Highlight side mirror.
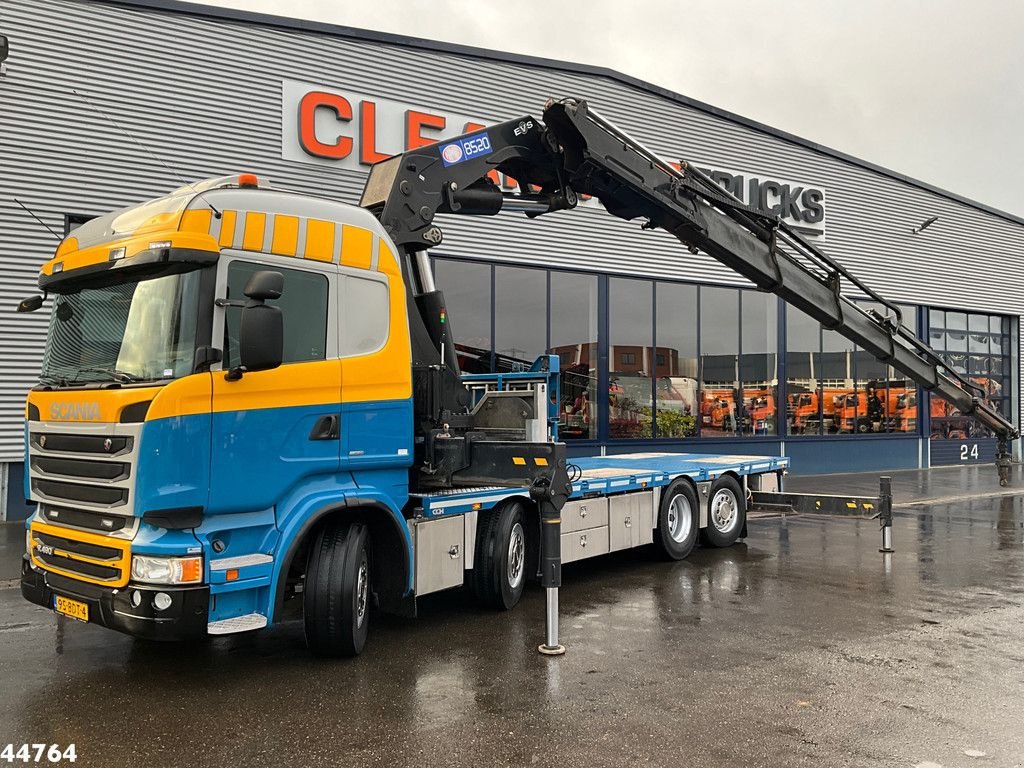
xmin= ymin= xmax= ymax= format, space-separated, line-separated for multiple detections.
xmin=225 ymin=271 xmax=284 ymax=381
xmin=237 ymin=304 xmax=283 ymax=375
xmin=243 ymin=270 xmax=283 ymax=301
xmin=17 ymin=294 xmax=44 ymax=313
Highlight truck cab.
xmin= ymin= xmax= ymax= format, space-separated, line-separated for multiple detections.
xmin=21 ymin=175 xmax=416 ymax=648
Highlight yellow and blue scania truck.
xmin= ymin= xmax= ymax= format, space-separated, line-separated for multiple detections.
xmin=18 ymin=98 xmax=1016 ymax=656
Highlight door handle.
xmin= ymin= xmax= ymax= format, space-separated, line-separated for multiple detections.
xmin=309 ymin=414 xmax=340 ymax=440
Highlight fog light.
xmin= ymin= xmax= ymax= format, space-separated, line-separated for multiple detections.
xmin=152 ymin=592 xmax=172 ymax=611
xmin=129 ymin=590 xmax=142 ymax=608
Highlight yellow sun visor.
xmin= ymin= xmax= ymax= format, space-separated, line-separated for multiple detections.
xmin=38 ymin=175 xmax=267 ymax=292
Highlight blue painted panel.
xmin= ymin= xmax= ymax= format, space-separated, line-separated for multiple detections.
xmin=210 ymin=585 xmax=269 ymax=622
xmin=340 ymin=398 xmax=414 ymax=472
xmin=131 ymin=521 xmax=201 ymax=556
xmin=194 ymin=508 xmax=280 ymax=570
xmin=136 ymin=412 xmax=212 ymax=515
xmin=565 ymin=437 xmax=919 ymax=476
xmin=207 ymin=402 xmax=341 ymax=515
xmin=930 ymin=438 xmax=997 ymax=466
xmin=783 ymin=436 xmax=919 ymax=475
xmin=417 ymin=452 xmax=790 ymax=518
xmin=7 ymin=459 xmax=33 ymax=522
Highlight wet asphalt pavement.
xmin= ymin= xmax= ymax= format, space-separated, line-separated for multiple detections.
xmin=1 ymin=467 xmax=1023 ymax=767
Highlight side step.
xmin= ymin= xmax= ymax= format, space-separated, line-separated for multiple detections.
xmin=207 ymin=613 xmax=268 ymax=635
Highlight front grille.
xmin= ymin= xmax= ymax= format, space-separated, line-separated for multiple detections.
xmin=35 ymin=550 xmax=122 ymax=582
xmin=35 ymin=530 xmax=123 ymax=562
xmin=32 ymin=479 xmax=127 ymax=506
xmin=42 ymin=505 xmax=129 ymax=533
xmin=30 ymin=433 xmax=132 ymax=455
xmin=32 ymin=456 xmax=129 ymax=481
xmin=28 ymin=425 xmax=137 ymax=512
xmin=29 ymin=521 xmax=130 ymax=587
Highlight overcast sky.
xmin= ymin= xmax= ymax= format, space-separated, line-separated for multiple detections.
xmin=192 ymin=0 xmax=1024 ymax=217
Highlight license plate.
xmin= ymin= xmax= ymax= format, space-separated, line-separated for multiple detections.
xmin=54 ymin=595 xmax=89 ymax=622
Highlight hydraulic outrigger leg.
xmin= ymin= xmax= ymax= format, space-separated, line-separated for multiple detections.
xmin=997 ymin=439 xmax=1013 ymax=488
xmin=531 ymin=473 xmax=569 ymax=656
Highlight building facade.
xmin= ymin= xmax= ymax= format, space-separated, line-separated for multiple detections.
xmin=1 ymin=0 xmax=1021 ymax=519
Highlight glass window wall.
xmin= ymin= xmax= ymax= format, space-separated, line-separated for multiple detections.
xmin=430 ymin=258 xmax=974 ymax=445
xmin=740 ymin=291 xmax=778 ymax=435
xmin=785 ymin=306 xmax=821 ymax=435
xmin=550 ymin=271 xmax=598 ymax=440
xmin=434 ymin=259 xmax=492 ymax=373
xmin=609 ymin=278 xmax=653 ymax=438
xmin=927 ymin=309 xmax=1012 ymax=438
xmin=495 ymin=265 xmax=546 ymax=370
xmin=654 ymin=282 xmax=698 ymax=438
xmin=699 ymin=287 xmax=740 ymax=437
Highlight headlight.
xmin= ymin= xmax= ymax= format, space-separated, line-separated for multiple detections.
xmin=131 ymin=555 xmax=203 ymax=585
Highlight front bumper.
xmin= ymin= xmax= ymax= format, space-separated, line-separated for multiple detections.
xmin=21 ymin=557 xmax=209 ymax=641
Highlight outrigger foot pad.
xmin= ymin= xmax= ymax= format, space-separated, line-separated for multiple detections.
xmin=538 ymin=644 xmax=566 ymax=656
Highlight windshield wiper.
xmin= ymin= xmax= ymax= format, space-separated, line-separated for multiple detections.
xmin=37 ymin=374 xmax=71 ymax=388
xmin=74 ymin=366 xmax=146 ymax=384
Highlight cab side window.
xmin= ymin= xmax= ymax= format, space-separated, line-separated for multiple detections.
xmin=340 ymin=273 xmax=389 ymax=357
xmin=224 ymin=261 xmax=329 ymax=368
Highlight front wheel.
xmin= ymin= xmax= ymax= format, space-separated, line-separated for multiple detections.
xmin=702 ymin=475 xmax=746 ymax=548
xmin=304 ymin=522 xmax=371 ymax=657
xmin=654 ymin=479 xmax=700 ymax=560
xmin=471 ymin=500 xmax=528 ymax=610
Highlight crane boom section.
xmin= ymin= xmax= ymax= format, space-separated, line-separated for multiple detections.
xmin=362 ymin=98 xmax=1018 ymax=485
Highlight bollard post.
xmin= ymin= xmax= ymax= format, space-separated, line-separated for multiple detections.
xmin=878 ymin=475 xmax=894 ymax=553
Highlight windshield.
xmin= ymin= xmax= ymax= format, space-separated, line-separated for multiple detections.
xmin=40 ymin=270 xmax=201 ymax=386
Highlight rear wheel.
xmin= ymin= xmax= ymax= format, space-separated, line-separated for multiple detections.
xmin=654 ymin=479 xmax=699 ymax=560
xmin=471 ymin=500 xmax=528 ymax=610
xmin=702 ymin=475 xmax=746 ymax=548
xmin=304 ymin=522 xmax=371 ymax=657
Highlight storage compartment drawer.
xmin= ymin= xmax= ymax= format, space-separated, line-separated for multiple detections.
xmin=414 ymin=516 xmax=464 ymax=595
xmin=561 ymin=525 xmax=609 ymax=563
xmin=636 ymin=490 xmax=655 ymax=546
xmin=562 ymin=497 xmax=609 ymax=533
xmin=609 ymin=492 xmax=655 ymax=551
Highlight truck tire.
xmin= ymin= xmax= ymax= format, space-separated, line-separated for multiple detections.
xmin=471 ymin=500 xmax=527 ymax=610
xmin=702 ymin=475 xmax=746 ymax=548
xmin=304 ymin=522 xmax=371 ymax=657
xmin=654 ymin=479 xmax=699 ymax=560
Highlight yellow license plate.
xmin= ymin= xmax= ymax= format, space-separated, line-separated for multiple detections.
xmin=54 ymin=595 xmax=89 ymax=622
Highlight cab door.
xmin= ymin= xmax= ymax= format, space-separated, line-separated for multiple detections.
xmin=208 ymin=252 xmax=341 ymax=516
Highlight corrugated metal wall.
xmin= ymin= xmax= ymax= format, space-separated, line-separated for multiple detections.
xmin=1 ymin=0 xmax=1022 ymax=464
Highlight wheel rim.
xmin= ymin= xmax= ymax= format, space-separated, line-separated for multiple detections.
xmin=507 ymin=522 xmax=525 ymax=589
xmin=666 ymin=493 xmax=693 ymax=543
xmin=710 ymin=489 xmax=739 ymax=533
xmin=355 ymin=554 xmax=368 ymax=628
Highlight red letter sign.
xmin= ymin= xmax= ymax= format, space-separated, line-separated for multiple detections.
xmin=298 ymin=91 xmax=353 ymax=159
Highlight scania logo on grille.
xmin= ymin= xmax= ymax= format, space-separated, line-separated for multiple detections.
xmin=49 ymin=402 xmax=102 ymax=421
xmin=39 ymin=435 xmax=46 ymax=448
xmin=103 ymin=438 xmax=113 ymax=452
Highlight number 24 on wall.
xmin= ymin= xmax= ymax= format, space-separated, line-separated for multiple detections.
xmin=960 ymin=443 xmax=979 ymax=461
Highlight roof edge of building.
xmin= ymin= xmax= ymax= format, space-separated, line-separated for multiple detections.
xmin=97 ymin=0 xmax=1024 ymax=228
